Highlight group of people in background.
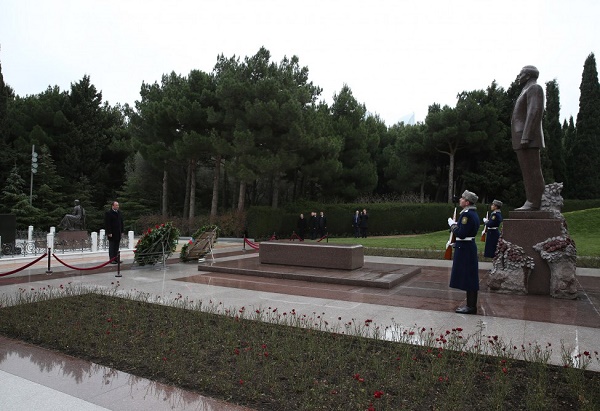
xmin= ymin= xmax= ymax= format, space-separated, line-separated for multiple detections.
xmin=296 ymin=209 xmax=369 ymax=241
xmin=352 ymin=209 xmax=369 ymax=238
xmin=296 ymin=211 xmax=327 ymax=241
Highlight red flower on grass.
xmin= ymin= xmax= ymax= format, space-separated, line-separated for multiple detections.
xmin=373 ymin=390 xmax=384 ymax=398
xmin=352 ymin=373 xmax=365 ymax=383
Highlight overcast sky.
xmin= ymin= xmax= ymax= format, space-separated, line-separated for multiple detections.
xmin=1 ymin=0 xmax=598 ymax=126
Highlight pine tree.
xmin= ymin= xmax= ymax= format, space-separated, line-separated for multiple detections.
xmin=34 ymin=145 xmax=68 ymax=230
xmin=1 ymin=165 xmax=42 ymax=228
xmin=562 ymin=117 xmax=576 ymax=197
xmin=572 ymin=53 xmax=600 ymax=198
xmin=543 ymin=80 xmax=565 ymax=183
xmin=0 ymin=48 xmax=7 ymax=137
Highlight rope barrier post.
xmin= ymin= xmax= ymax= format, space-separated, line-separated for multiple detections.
xmin=115 ymin=251 xmax=122 ymax=277
xmin=46 ymin=248 xmax=52 ymax=274
xmin=243 ymin=236 xmax=246 ymax=251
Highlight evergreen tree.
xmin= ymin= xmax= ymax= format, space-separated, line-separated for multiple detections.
xmin=329 ymin=85 xmax=379 ymax=200
xmin=0 ymin=50 xmax=17 ymax=187
xmin=572 ymin=53 xmax=600 ymax=198
xmin=34 ymin=145 xmax=68 ymax=230
xmin=383 ymin=122 xmax=432 ymax=201
xmin=0 ymin=48 xmax=7 ymax=139
xmin=543 ymin=80 xmax=565 ymax=183
xmin=563 ymin=116 xmax=576 ymax=196
xmin=1 ymin=165 xmax=42 ymax=229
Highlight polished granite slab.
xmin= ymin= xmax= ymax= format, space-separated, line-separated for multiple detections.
xmin=0 ymin=336 xmax=254 ymax=411
xmin=183 ymin=255 xmax=600 ymax=328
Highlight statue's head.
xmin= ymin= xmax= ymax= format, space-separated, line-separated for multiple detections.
xmin=74 ymin=199 xmax=80 ymax=205
xmin=519 ymin=65 xmax=539 ymax=84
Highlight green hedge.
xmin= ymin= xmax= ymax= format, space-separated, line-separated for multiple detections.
xmin=247 ymin=202 xmax=489 ymax=239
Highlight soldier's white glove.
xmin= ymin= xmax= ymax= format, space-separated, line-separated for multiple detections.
xmin=447 ymin=217 xmax=455 ymax=227
xmin=483 ymin=218 xmax=489 ymax=224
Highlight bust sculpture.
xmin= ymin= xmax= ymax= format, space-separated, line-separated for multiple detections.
xmin=59 ymin=200 xmax=85 ymax=230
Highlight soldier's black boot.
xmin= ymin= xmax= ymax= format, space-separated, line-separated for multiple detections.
xmin=456 ymin=291 xmax=477 ymax=314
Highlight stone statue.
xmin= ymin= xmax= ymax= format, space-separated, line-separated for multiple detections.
xmin=511 ymin=65 xmax=545 ymax=211
xmin=59 ymin=200 xmax=85 ymax=230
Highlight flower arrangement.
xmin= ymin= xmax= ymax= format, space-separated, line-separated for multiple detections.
xmin=533 ymin=235 xmax=577 ymax=263
xmin=495 ymin=238 xmax=535 ymax=270
xmin=134 ymin=222 xmax=180 ymax=265
xmin=179 ymin=224 xmax=219 ymax=261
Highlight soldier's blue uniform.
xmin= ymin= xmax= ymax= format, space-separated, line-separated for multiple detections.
xmin=483 ymin=209 xmax=503 ymax=258
xmin=449 ymin=206 xmax=480 ymax=291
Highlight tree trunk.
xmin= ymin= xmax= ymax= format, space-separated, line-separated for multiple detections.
xmin=183 ymin=160 xmax=192 ymax=219
xmin=447 ymin=152 xmax=455 ymax=204
xmin=271 ymin=174 xmax=279 ymax=209
xmin=238 ymin=180 xmax=246 ymax=211
xmin=189 ymin=160 xmax=196 ymax=222
xmin=162 ymin=167 xmax=168 ymax=218
xmin=210 ymin=155 xmax=221 ymax=223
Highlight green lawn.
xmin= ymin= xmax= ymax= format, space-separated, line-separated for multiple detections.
xmin=326 ymin=208 xmax=600 ymax=259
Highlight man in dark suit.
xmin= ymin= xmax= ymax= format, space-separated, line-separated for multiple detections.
xmin=104 ymin=201 xmax=124 ymax=263
xmin=359 ymin=209 xmax=369 ymax=238
xmin=352 ymin=210 xmax=361 ymax=238
xmin=318 ymin=211 xmax=327 ymax=238
xmin=296 ymin=213 xmax=307 ymax=241
xmin=511 ymin=65 xmax=545 ymax=211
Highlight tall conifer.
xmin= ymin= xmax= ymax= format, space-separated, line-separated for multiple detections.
xmin=572 ymin=53 xmax=600 ymax=198
xmin=543 ymin=80 xmax=564 ymax=183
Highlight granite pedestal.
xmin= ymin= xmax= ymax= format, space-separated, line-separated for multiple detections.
xmin=259 ymin=241 xmax=364 ymax=270
xmin=56 ymin=230 xmax=89 ymax=242
xmin=502 ymin=211 xmax=563 ymax=295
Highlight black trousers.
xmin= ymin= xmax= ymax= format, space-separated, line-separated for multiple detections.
xmin=108 ymin=239 xmax=120 ymax=261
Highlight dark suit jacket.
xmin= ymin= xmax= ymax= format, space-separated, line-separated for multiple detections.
xmin=104 ymin=209 xmax=124 ymax=241
xmin=511 ymin=83 xmax=545 ymax=150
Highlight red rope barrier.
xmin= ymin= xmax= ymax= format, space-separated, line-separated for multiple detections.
xmin=52 ymin=254 xmax=117 ymax=271
xmin=289 ymin=232 xmax=301 ymax=241
xmin=244 ymin=237 xmax=260 ymax=250
xmin=0 ymin=253 xmax=48 ymax=277
xmin=268 ymin=233 xmax=278 ymax=241
xmin=317 ymin=234 xmax=328 ymax=242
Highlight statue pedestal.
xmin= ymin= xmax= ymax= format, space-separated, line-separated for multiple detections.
xmin=56 ymin=230 xmax=89 ymax=242
xmin=502 ymin=211 xmax=562 ymax=295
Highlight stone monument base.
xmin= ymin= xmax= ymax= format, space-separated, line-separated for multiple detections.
xmin=56 ymin=230 xmax=89 ymax=242
xmin=259 ymin=241 xmax=364 ymax=270
xmin=501 ymin=211 xmax=562 ymax=295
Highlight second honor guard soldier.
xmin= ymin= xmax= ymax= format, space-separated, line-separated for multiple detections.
xmin=483 ymin=199 xmax=503 ymax=258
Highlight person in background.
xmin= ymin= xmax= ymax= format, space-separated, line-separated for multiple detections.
xmin=447 ymin=190 xmax=480 ymax=314
xmin=352 ymin=210 xmax=361 ymax=238
xmin=104 ymin=201 xmax=124 ymax=264
xmin=309 ymin=211 xmax=318 ymax=240
xmin=296 ymin=213 xmax=307 ymax=241
xmin=318 ymin=211 xmax=327 ymax=238
xmin=359 ymin=209 xmax=369 ymax=238
xmin=483 ymin=199 xmax=503 ymax=258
